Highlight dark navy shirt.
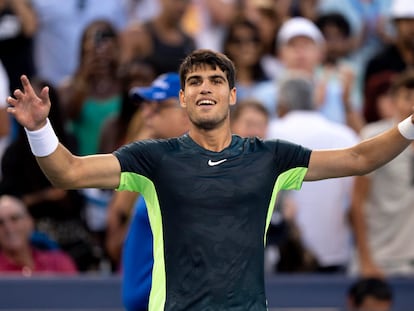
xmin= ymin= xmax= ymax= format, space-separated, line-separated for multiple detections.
xmin=114 ymin=134 xmax=311 ymax=311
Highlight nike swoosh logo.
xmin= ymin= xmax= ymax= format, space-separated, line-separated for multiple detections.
xmin=208 ymin=159 xmax=227 ymax=166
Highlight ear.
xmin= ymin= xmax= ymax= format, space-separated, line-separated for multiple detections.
xmin=229 ymin=87 xmax=237 ymax=107
xmin=179 ymin=89 xmax=186 ymax=108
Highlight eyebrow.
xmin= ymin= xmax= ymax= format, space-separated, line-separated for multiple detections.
xmin=186 ymin=74 xmax=227 ymax=83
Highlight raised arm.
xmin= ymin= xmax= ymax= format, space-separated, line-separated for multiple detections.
xmin=305 ymin=121 xmax=413 ymax=181
xmin=7 ymin=75 xmax=121 ymax=190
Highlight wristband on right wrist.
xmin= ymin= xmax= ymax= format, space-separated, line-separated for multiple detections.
xmin=398 ymin=116 xmax=414 ymax=140
xmin=24 ymin=118 xmax=59 ymax=157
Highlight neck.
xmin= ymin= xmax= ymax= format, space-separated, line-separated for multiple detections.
xmin=188 ymin=123 xmax=232 ymax=152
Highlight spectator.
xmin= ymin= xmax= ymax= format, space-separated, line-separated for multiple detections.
xmin=350 ymin=70 xmax=414 ymax=277
xmin=267 ymin=73 xmax=359 ymax=273
xmin=187 ymin=0 xmax=239 ymax=52
xmin=242 ymin=0 xmax=284 ymax=81
xmin=104 ymin=73 xmax=190 ymax=310
xmin=0 ymin=78 xmax=96 ymax=272
xmin=276 ymin=16 xmax=362 ymax=132
xmin=315 ymin=11 xmax=364 ymax=132
xmin=59 ymin=19 xmax=122 ymax=156
xmin=120 ymin=0 xmax=195 ymax=75
xmin=230 ymin=99 xmax=269 ymax=139
xmin=347 ymin=277 xmax=393 ymax=311
xmin=0 ymin=195 xmax=78 ymax=275
xmin=0 ymin=0 xmax=37 ymax=94
xmin=317 ymin=0 xmax=391 ymax=73
xmin=31 ymin=0 xmax=127 ymax=88
xmin=122 ymin=0 xmax=160 ymax=25
xmin=223 ymin=15 xmax=277 ymax=117
xmin=363 ymin=0 xmax=414 ymax=123
xmin=98 ymin=57 xmax=157 ymax=154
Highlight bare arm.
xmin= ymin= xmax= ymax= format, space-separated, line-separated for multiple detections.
xmin=105 ymin=191 xmax=138 ymax=265
xmin=0 ymin=107 xmax=9 ymax=137
xmin=10 ymin=0 xmax=38 ymax=36
xmin=349 ymin=175 xmax=384 ymax=278
xmin=305 ymin=125 xmax=412 ymax=181
xmin=7 ymin=75 xmax=121 ymax=190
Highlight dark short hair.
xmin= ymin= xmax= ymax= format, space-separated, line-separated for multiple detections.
xmin=231 ymin=99 xmax=269 ymax=123
xmin=389 ymin=69 xmax=414 ymax=96
xmin=315 ymin=12 xmax=352 ymax=38
xmin=179 ymin=49 xmax=236 ymax=90
xmin=348 ymin=277 xmax=393 ymax=307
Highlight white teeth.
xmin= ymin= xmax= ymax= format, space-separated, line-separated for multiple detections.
xmin=198 ymin=100 xmax=215 ymax=105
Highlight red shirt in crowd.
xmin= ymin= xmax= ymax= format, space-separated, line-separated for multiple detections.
xmin=0 ymin=247 xmax=78 ymax=276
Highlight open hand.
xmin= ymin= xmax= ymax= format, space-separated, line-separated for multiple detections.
xmin=6 ymin=75 xmax=51 ymax=131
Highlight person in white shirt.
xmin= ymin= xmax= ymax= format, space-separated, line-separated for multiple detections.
xmin=267 ymin=72 xmax=359 ymax=272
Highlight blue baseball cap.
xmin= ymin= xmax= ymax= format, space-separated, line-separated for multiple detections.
xmin=129 ymin=72 xmax=180 ymax=102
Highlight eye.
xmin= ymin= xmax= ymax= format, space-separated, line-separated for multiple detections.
xmin=188 ymin=79 xmax=200 ymax=86
xmin=212 ymin=78 xmax=223 ymax=85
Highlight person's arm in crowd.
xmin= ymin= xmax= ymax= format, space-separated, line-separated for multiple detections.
xmin=7 ymin=75 xmax=121 ymax=190
xmin=0 ymin=107 xmax=8 ymax=138
xmin=203 ymin=0 xmax=238 ymax=26
xmin=106 ymin=191 xmax=138 ymax=266
xmin=340 ymin=65 xmax=365 ymax=133
xmin=349 ymin=175 xmax=385 ymax=278
xmin=305 ymin=121 xmax=413 ymax=180
xmin=10 ymin=0 xmax=38 ymax=36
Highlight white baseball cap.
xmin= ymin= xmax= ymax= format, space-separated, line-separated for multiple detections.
xmin=390 ymin=0 xmax=414 ymax=19
xmin=277 ymin=17 xmax=324 ymax=46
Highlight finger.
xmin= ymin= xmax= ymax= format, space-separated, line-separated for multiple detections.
xmin=6 ymin=106 xmax=16 ymax=115
xmin=13 ymin=89 xmax=24 ymax=99
xmin=39 ymin=86 xmax=50 ymax=103
xmin=20 ymin=75 xmax=35 ymax=95
xmin=6 ymin=95 xmax=17 ymax=106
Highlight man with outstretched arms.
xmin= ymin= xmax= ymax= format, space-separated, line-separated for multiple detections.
xmin=7 ymin=49 xmax=414 ymax=310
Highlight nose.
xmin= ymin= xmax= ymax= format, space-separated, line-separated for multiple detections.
xmin=200 ymin=81 xmax=213 ymax=94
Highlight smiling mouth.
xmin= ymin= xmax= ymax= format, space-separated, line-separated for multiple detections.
xmin=196 ymin=99 xmax=216 ymax=106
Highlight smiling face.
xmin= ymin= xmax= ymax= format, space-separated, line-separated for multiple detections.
xmin=179 ymin=65 xmax=237 ymax=130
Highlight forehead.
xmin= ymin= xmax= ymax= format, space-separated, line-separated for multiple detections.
xmin=185 ymin=65 xmax=227 ymax=80
xmin=284 ymin=35 xmax=318 ymax=46
xmin=0 ymin=197 xmax=25 ymax=215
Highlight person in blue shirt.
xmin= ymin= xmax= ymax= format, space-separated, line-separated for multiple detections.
xmin=114 ymin=72 xmax=190 ymax=310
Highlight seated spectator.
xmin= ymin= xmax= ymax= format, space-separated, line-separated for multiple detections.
xmin=347 ymin=277 xmax=393 ymax=311
xmin=267 ymin=73 xmax=358 ymax=273
xmin=0 ymin=195 xmax=78 ymax=275
xmin=231 ymin=99 xmax=269 ymax=138
xmin=0 ymin=79 xmax=96 ymax=272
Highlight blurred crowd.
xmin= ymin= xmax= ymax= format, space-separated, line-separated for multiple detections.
xmin=0 ymin=0 xmax=413 ymax=295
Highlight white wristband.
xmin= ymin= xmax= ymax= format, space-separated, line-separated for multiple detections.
xmin=24 ymin=118 xmax=59 ymax=157
xmin=398 ymin=116 xmax=414 ymax=140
